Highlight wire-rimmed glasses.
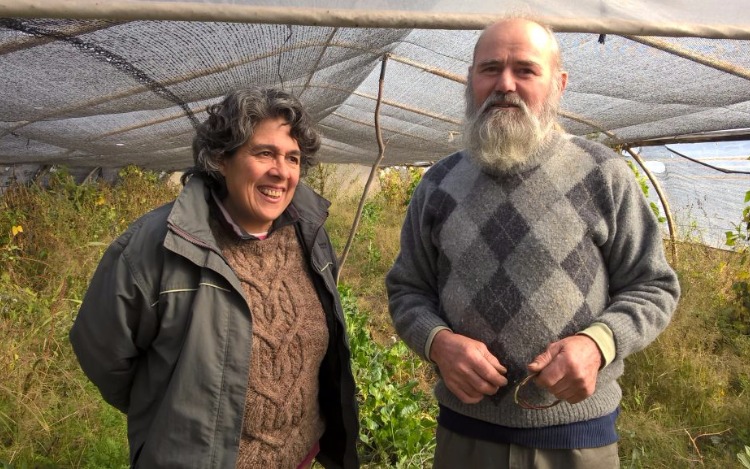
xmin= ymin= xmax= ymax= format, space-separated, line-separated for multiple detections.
xmin=513 ymin=373 xmax=562 ymax=410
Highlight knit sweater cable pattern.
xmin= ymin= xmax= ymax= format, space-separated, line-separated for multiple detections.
xmin=213 ymin=222 xmax=328 ymax=469
xmin=386 ymin=131 xmax=680 ymax=429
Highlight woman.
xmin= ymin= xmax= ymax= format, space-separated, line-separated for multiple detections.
xmin=69 ymin=87 xmax=359 ymax=468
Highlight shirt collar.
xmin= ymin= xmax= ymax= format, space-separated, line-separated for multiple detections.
xmin=210 ymin=189 xmax=298 ymax=240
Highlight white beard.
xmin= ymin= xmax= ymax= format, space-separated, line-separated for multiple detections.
xmin=464 ymin=85 xmax=559 ymax=176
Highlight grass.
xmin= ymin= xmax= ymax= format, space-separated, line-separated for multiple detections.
xmin=618 ymin=242 xmax=750 ymax=468
xmin=1 ymin=163 xmax=749 ymax=468
xmin=1 ymin=167 xmax=177 ymax=468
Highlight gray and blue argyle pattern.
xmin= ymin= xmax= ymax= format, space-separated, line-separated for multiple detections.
xmin=387 ymin=132 xmax=680 ymax=428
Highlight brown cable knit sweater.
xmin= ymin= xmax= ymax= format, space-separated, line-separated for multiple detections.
xmin=213 ymin=222 xmax=328 ymax=469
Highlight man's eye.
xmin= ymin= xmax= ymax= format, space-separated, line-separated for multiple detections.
xmin=287 ymin=155 xmax=300 ymax=165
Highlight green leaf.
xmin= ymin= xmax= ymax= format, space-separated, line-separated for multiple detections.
xmin=738 ymin=445 xmax=750 ymax=468
xmin=727 ymin=231 xmax=738 ymax=247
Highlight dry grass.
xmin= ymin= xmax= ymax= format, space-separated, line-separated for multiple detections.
xmin=327 ymin=192 xmax=405 ymax=345
xmin=1 ymin=168 xmax=177 ymax=468
xmin=618 ymin=242 xmax=750 ymax=467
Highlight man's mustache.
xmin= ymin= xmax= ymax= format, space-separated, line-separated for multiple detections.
xmin=479 ymin=93 xmax=529 ymax=114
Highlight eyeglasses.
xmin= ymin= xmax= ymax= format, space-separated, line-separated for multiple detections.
xmin=513 ymin=373 xmax=562 ymax=410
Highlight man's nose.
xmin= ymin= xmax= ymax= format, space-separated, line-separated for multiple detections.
xmin=493 ymin=70 xmax=516 ymax=94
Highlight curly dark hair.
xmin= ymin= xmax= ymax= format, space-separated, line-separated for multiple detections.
xmin=182 ymin=87 xmax=320 ymax=191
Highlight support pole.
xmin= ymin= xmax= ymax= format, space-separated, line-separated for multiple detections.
xmin=3 ymin=1 xmax=750 ymax=38
xmin=623 ymin=35 xmax=750 ymax=82
xmin=336 ymin=54 xmax=389 ymax=284
xmin=622 ymin=145 xmax=679 ymax=266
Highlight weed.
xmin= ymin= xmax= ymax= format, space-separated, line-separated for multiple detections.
xmin=304 ymin=163 xmax=339 ymax=200
xmin=0 ymin=167 xmax=175 ymax=467
xmin=377 ymin=166 xmax=425 ymax=207
xmin=626 ymin=160 xmax=666 ymax=223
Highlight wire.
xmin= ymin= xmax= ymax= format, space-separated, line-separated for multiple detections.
xmin=664 ymin=146 xmax=750 ymax=175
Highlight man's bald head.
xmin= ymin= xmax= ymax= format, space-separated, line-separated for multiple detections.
xmin=472 ymin=18 xmax=563 ymax=73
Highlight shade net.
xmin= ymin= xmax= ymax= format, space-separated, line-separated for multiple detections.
xmin=1 ymin=1 xmax=749 ymax=247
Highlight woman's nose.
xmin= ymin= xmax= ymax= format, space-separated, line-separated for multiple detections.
xmin=268 ymin=156 xmax=290 ymax=178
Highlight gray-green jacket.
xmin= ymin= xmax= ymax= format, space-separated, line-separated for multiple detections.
xmin=70 ymin=176 xmax=359 ymax=468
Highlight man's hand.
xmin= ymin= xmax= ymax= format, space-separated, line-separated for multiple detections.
xmin=429 ymin=329 xmax=508 ymax=404
xmin=527 ymin=335 xmax=603 ymax=404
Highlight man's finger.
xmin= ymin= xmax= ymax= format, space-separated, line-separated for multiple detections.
xmin=482 ymin=349 xmax=507 ymax=375
xmin=447 ymin=378 xmax=486 ymax=404
xmin=527 ymin=340 xmax=563 ymax=373
xmin=474 ymin=354 xmax=507 ymax=389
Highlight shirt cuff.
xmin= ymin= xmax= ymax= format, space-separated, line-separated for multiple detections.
xmin=577 ymin=322 xmax=616 ymax=368
xmin=425 ymin=326 xmax=452 ymax=363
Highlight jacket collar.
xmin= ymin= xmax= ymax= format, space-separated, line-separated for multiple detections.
xmin=167 ymin=175 xmax=330 ymax=250
xmin=167 ymin=175 xmax=218 ymax=249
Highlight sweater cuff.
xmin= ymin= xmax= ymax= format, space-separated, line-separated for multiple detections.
xmin=577 ymin=322 xmax=616 ymax=368
xmin=425 ymin=326 xmax=453 ymax=364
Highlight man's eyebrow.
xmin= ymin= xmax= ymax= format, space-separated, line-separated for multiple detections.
xmin=515 ymin=59 xmax=542 ymax=68
xmin=476 ymin=58 xmax=504 ymax=67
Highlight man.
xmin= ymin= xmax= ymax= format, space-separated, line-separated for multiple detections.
xmin=386 ymin=17 xmax=680 ymax=468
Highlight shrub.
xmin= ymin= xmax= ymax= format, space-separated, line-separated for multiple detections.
xmin=377 ymin=166 xmax=425 ymax=207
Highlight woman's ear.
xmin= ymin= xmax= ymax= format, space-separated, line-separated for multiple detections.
xmin=216 ymin=154 xmax=227 ymax=176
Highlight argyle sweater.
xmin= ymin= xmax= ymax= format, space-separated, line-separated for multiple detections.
xmin=386 ymin=131 xmax=680 ymax=432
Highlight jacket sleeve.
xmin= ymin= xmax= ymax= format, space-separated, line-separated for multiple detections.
xmin=596 ymin=158 xmax=681 ymax=360
xmin=69 ymin=230 xmax=158 ymax=413
xmin=385 ymin=179 xmax=450 ymax=362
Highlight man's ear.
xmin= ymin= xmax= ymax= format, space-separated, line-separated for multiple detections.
xmin=559 ymin=71 xmax=568 ymax=93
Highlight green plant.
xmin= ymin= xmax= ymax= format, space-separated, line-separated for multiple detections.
xmin=340 ymin=285 xmax=436 ymax=467
xmin=739 ymin=445 xmax=750 ymax=468
xmin=625 ymin=160 xmax=665 ymax=223
xmin=726 ymin=190 xmax=750 ymax=248
xmin=377 ymin=166 xmax=425 ymax=207
xmin=722 ymin=190 xmax=750 ymax=336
